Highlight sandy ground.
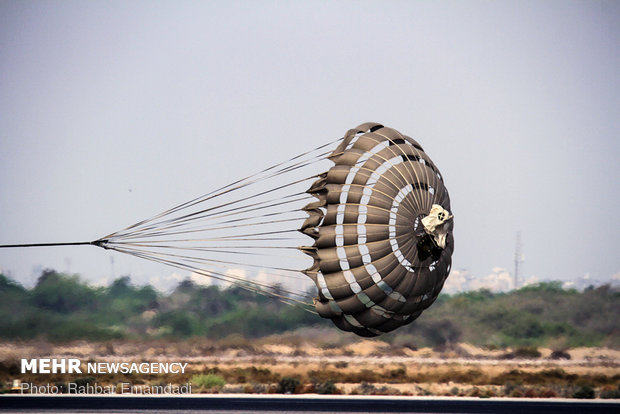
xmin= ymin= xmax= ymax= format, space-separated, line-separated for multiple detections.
xmin=2 ymin=339 xmax=619 ymax=398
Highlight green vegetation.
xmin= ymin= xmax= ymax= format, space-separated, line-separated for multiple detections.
xmin=0 ymin=270 xmax=618 ymax=348
xmin=0 ymin=270 xmax=321 ymax=342
xmin=190 ymin=373 xmax=226 ymax=390
xmin=277 ymin=376 xmax=301 ymax=394
xmin=572 ymin=384 xmax=595 ymax=399
xmin=394 ymin=282 xmax=619 ymax=349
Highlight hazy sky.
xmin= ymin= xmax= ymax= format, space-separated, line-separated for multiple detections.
xmin=1 ymin=0 xmax=618 ymax=290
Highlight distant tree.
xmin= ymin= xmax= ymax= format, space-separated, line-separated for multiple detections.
xmin=31 ymin=269 xmax=98 ymax=313
xmin=408 ymin=318 xmax=462 ymax=348
xmin=176 ymin=278 xmax=196 ymax=291
xmin=0 ymin=271 xmax=617 ymax=345
xmin=108 ymin=276 xmax=133 ymax=296
xmin=106 ymin=275 xmax=158 ymax=314
xmin=0 ymin=273 xmax=25 ymax=294
xmin=153 ymin=310 xmax=201 ymax=337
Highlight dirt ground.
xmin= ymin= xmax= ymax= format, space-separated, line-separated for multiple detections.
xmin=1 ymin=338 xmax=619 ymax=398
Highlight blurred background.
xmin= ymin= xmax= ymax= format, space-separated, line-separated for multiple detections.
xmin=1 ymin=0 xmax=618 ymax=292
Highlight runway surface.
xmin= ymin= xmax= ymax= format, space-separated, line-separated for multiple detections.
xmin=1 ymin=394 xmax=619 ymax=413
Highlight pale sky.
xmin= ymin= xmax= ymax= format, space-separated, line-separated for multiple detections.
xmin=1 ymin=0 xmax=618 ymax=290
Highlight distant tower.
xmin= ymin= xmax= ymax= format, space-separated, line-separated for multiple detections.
xmin=514 ymin=232 xmax=524 ymax=289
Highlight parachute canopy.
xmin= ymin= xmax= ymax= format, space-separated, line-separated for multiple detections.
xmin=300 ymin=123 xmax=453 ymax=337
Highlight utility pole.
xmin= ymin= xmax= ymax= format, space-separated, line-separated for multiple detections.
xmin=514 ymin=232 xmax=524 ymax=289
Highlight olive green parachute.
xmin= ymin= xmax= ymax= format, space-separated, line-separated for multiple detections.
xmin=300 ymin=123 xmax=454 ymax=337
xmin=0 ymin=122 xmax=453 ymax=338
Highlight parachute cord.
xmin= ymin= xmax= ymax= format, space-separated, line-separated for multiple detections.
xmin=130 ymin=193 xmax=311 ymax=233
xmin=109 ymin=243 xmax=305 ymax=257
xmin=106 ymin=174 xmax=320 ymax=240
xmin=107 ymin=203 xmax=306 ymax=241
xmin=107 ymin=148 xmax=330 ymax=236
xmin=147 ymin=260 xmax=315 ymax=310
xmin=0 ymin=241 xmax=99 ymax=249
xmin=1 ymin=136 xmax=348 ymax=313
xmin=106 ymin=244 xmax=306 ymax=278
xmin=110 ymin=245 xmax=316 ymax=308
xmin=111 ymin=197 xmax=412 ymax=245
xmin=111 ymin=214 xmax=309 ymax=241
xmin=103 ymin=140 xmax=339 ymax=240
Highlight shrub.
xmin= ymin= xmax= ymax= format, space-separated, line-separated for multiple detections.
xmin=277 ymin=377 xmax=300 ymax=394
xmin=513 ymin=346 xmax=541 ymax=359
xmin=230 ymin=366 xmax=278 ymax=383
xmin=73 ymin=377 xmax=96 ymax=388
xmin=539 ymin=388 xmax=558 ymax=398
xmin=600 ymin=385 xmax=620 ymax=399
xmin=572 ymin=385 xmax=595 ymax=399
xmin=316 ymin=381 xmax=337 ymax=394
xmin=388 ymin=367 xmax=407 ymax=380
xmin=549 ymin=350 xmax=571 ymax=360
xmin=191 ymin=373 xmax=226 ymax=389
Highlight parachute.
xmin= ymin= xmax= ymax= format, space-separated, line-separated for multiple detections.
xmin=300 ymin=123 xmax=453 ymax=336
xmin=0 ymin=122 xmax=453 ymax=337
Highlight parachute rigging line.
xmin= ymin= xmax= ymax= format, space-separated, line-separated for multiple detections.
xmin=1 ymin=136 xmax=344 ymax=309
xmin=110 ymin=246 xmax=316 ymax=313
xmin=96 ymin=137 xmax=344 ymax=305
xmin=0 ymin=241 xmax=104 ymax=249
